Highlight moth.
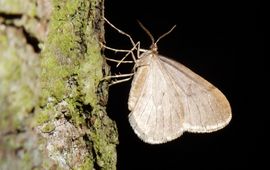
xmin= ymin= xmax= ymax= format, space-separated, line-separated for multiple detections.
xmin=104 ymin=18 xmax=232 ymax=144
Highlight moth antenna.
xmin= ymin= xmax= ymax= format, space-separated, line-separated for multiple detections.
xmin=137 ymin=20 xmax=155 ymax=45
xmin=155 ymin=25 xmax=176 ymax=45
xmin=137 ymin=21 xmax=176 ymax=52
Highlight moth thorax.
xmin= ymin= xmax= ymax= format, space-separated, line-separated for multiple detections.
xmin=150 ymin=43 xmax=158 ymax=54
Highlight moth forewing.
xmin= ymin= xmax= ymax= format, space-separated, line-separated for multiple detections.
xmin=159 ymin=55 xmax=232 ymax=133
xmin=128 ymin=52 xmax=185 ymax=144
xmin=128 ymin=51 xmax=153 ymax=110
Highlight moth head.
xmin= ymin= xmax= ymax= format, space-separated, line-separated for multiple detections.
xmin=150 ymin=43 xmax=158 ymax=54
xmin=137 ymin=20 xmax=176 ymax=55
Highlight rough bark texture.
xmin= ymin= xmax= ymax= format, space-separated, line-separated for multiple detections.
xmin=0 ymin=0 xmax=118 ymax=169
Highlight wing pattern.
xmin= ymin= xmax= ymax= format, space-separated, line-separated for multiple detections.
xmin=160 ymin=56 xmax=231 ymax=133
xmin=128 ymin=54 xmax=185 ymax=144
xmin=128 ymin=53 xmax=231 ymax=144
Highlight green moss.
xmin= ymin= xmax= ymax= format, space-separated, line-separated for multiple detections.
xmin=41 ymin=0 xmax=104 ymax=115
xmin=76 ymin=156 xmax=94 ymax=170
xmin=41 ymin=50 xmax=71 ymax=101
xmin=38 ymin=0 xmax=117 ymax=169
xmin=3 ymin=136 xmax=22 ymax=150
xmin=41 ymin=123 xmax=55 ymax=133
xmin=0 ymin=0 xmax=36 ymax=16
xmin=80 ymin=42 xmax=103 ymax=106
xmin=22 ymin=151 xmax=32 ymax=169
xmin=0 ymin=25 xmax=39 ymax=132
xmin=88 ymin=110 xmax=118 ymax=170
xmin=0 ymin=33 xmax=8 ymax=46
xmin=66 ymin=99 xmax=86 ymax=126
xmin=35 ymin=111 xmax=50 ymax=125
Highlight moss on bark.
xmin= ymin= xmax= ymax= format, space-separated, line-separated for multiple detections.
xmin=1 ymin=0 xmax=118 ymax=169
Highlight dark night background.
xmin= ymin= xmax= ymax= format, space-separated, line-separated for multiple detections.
xmin=104 ymin=0 xmax=265 ymax=169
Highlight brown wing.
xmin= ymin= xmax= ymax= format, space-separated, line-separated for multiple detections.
xmin=128 ymin=54 xmax=185 ymax=144
xmin=159 ymin=56 xmax=231 ymax=133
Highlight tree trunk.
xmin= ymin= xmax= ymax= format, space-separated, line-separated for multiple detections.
xmin=0 ymin=0 xmax=118 ymax=169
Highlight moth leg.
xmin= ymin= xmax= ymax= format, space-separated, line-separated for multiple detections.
xmin=116 ymin=42 xmax=139 ymax=67
xmin=104 ymin=73 xmax=135 ymax=79
xmin=105 ymin=57 xmax=134 ymax=64
xmin=100 ymin=42 xmax=139 ymax=67
xmin=104 ymin=17 xmax=137 ymax=47
xmin=102 ymin=73 xmax=135 ymax=86
xmin=103 ymin=17 xmax=142 ymax=64
xmin=100 ymin=42 xmax=133 ymax=53
xmin=109 ymin=77 xmax=133 ymax=86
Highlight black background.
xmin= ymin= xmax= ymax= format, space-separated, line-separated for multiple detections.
xmin=104 ymin=0 xmax=265 ymax=169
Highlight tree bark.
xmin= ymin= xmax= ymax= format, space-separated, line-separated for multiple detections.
xmin=0 ymin=0 xmax=118 ymax=169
